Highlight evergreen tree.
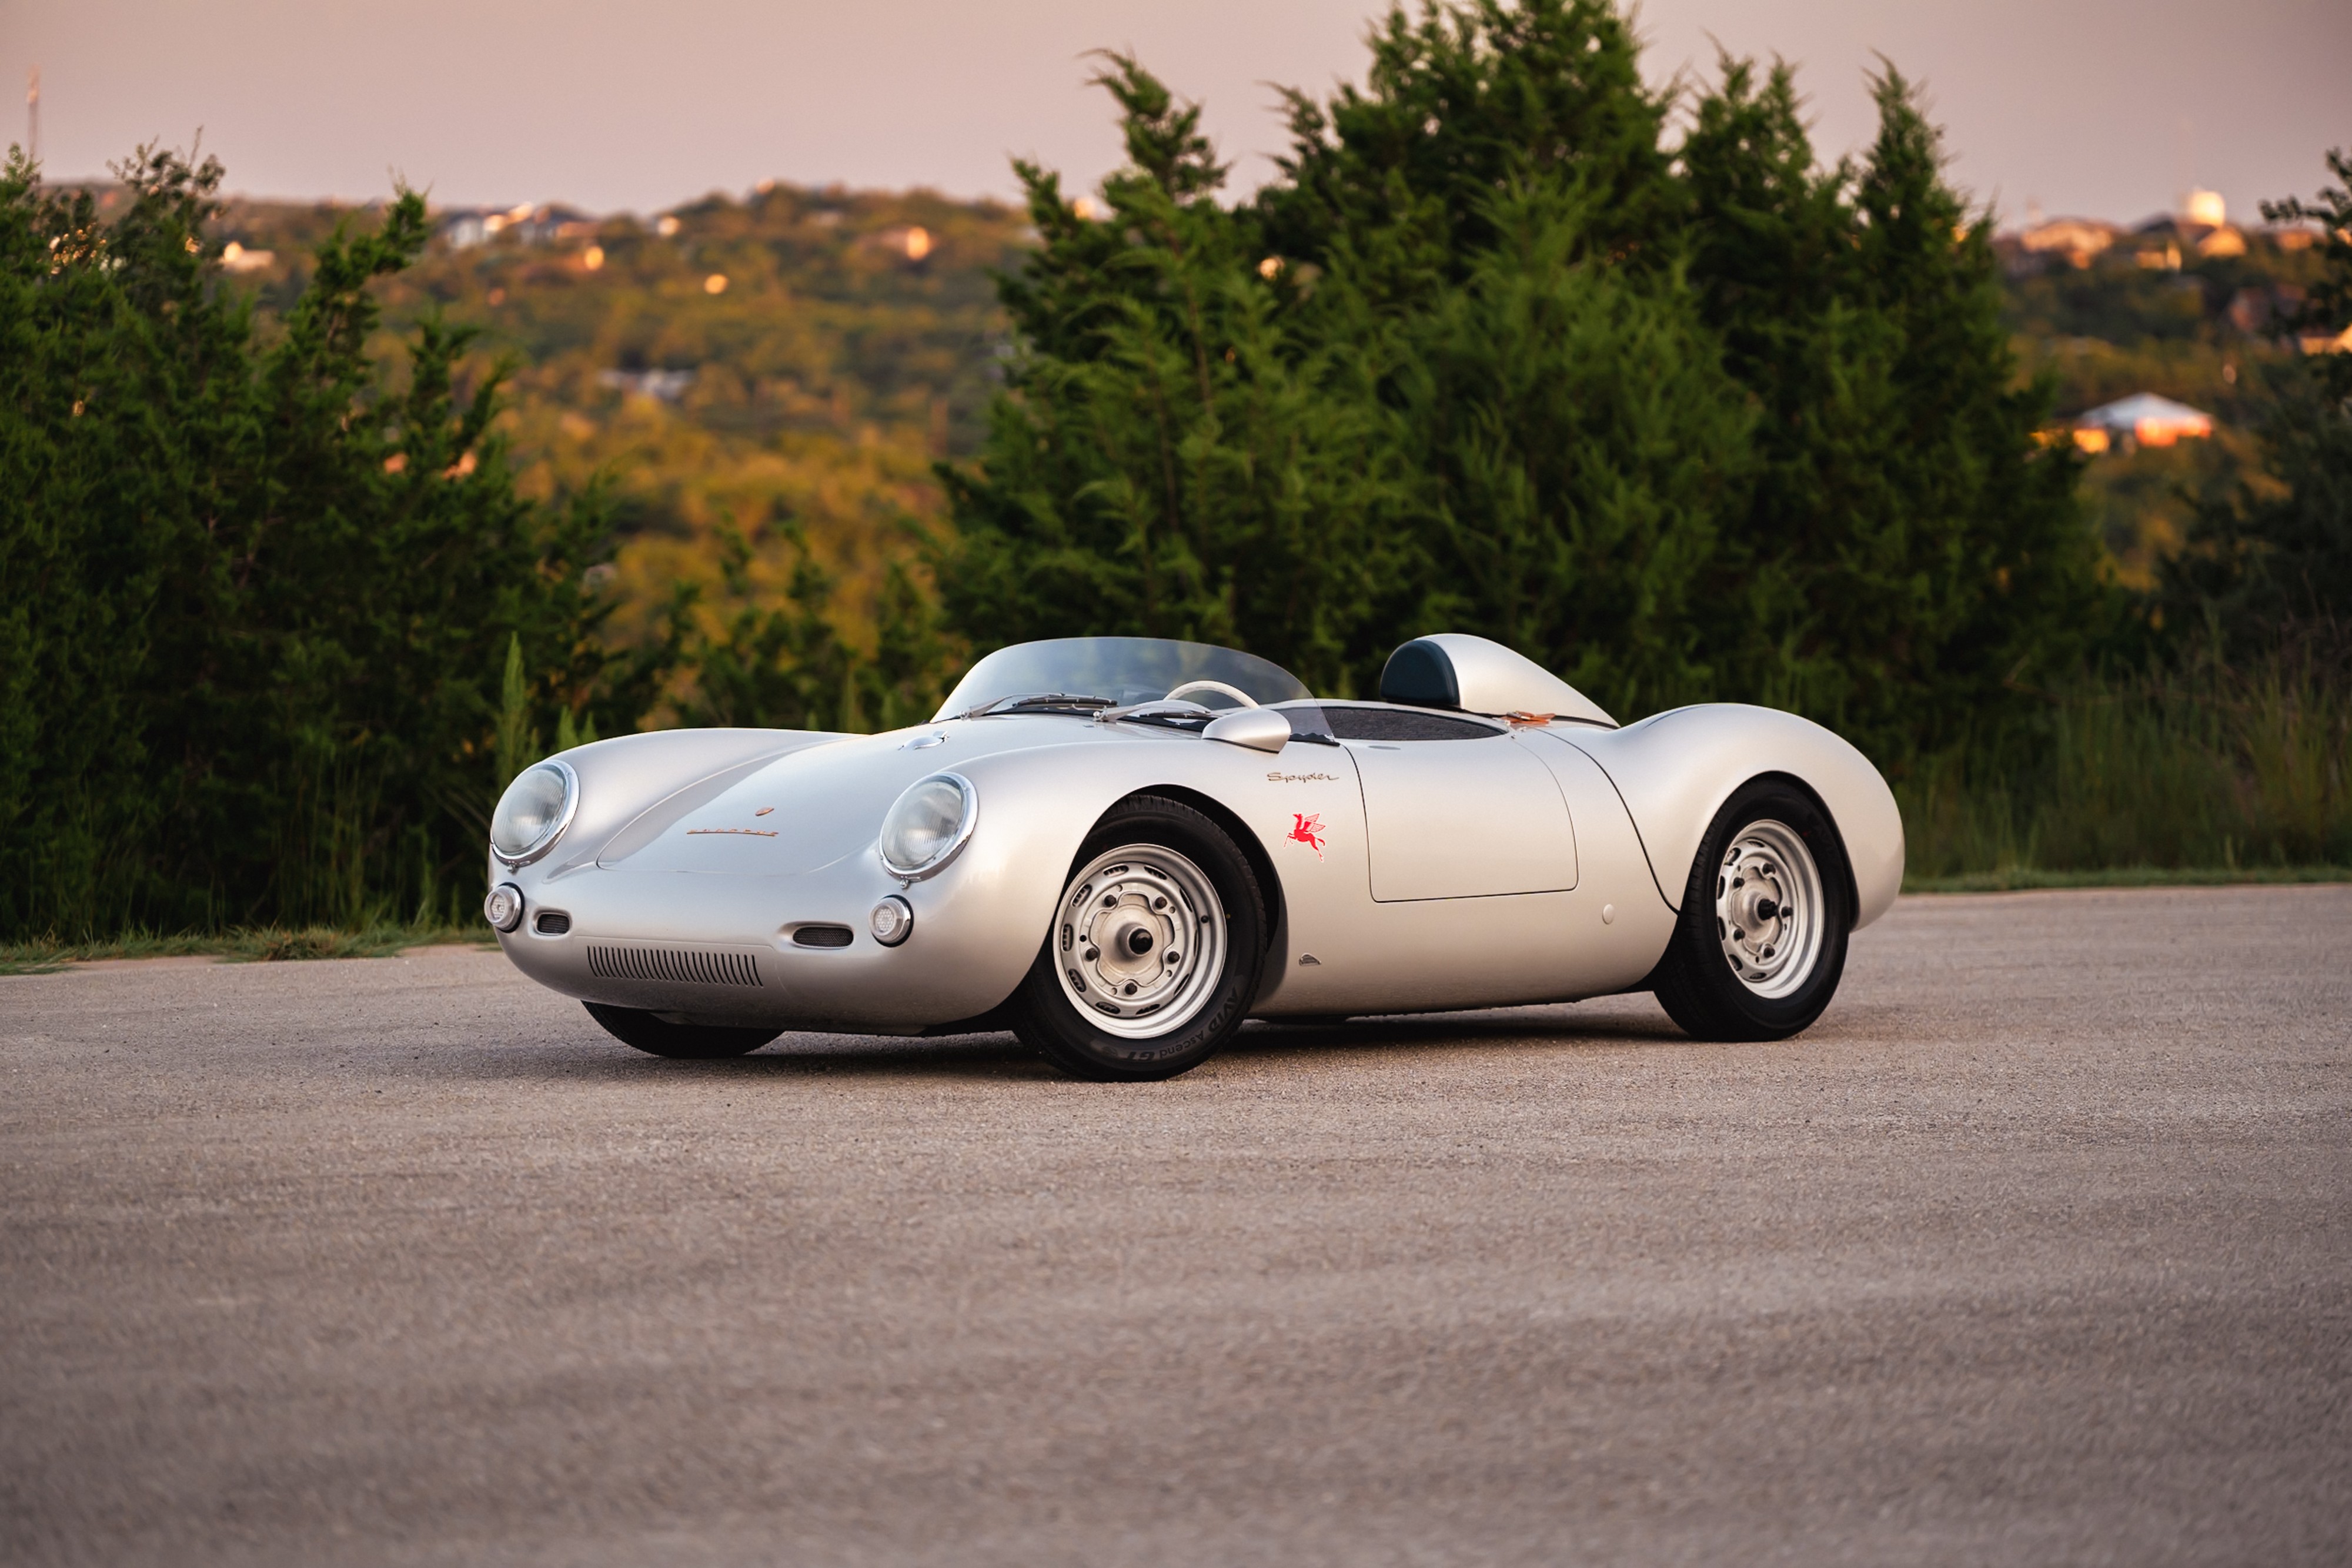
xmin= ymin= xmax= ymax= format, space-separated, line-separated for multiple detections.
xmin=667 ymin=520 xmax=859 ymax=730
xmin=1261 ymin=0 xmax=1676 ymax=308
xmin=1384 ymin=182 xmax=1749 ymax=716
xmin=0 ymin=146 xmax=650 ymax=938
xmin=1681 ymin=62 xmax=2102 ymax=755
xmin=937 ymin=56 xmax=1408 ymax=693
xmin=943 ymin=2 xmax=2102 ymax=744
xmin=2170 ymin=151 xmax=2352 ymax=647
xmin=1 ymin=146 xmax=250 ymax=934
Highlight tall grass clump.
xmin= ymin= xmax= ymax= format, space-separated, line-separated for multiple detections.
xmin=1901 ymin=636 xmax=2352 ymax=884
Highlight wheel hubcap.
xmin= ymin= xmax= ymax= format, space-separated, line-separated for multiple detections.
xmin=1714 ymin=819 xmax=1827 ymax=999
xmin=1055 ymin=845 xmax=1226 ymax=1039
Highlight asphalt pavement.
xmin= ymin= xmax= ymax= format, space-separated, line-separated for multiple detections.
xmin=3 ymin=884 xmax=2347 ymax=1566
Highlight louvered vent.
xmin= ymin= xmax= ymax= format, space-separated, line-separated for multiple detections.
xmin=586 ymin=945 xmax=763 ymax=988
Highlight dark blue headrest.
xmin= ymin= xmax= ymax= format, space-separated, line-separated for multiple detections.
xmin=1378 ymin=639 xmax=1459 ymax=708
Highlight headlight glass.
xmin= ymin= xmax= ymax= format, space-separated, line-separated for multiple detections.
xmin=490 ymin=761 xmax=577 ymax=865
xmin=878 ymin=773 xmax=975 ymax=880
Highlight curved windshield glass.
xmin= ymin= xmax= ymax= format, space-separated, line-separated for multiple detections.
xmin=935 ymin=637 xmax=1312 ymax=720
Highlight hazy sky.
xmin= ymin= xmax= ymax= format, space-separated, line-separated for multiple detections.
xmin=5 ymin=0 xmax=2345 ymax=228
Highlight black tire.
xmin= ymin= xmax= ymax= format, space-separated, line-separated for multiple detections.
xmin=1651 ymin=778 xmax=1853 ymax=1042
xmin=1010 ymin=794 xmax=1268 ymax=1082
xmin=584 ymin=1002 xmax=780 ymax=1059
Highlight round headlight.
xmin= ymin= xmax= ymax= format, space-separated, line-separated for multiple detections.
xmin=490 ymin=760 xmax=579 ymax=867
xmin=878 ymin=772 xmax=975 ymax=881
xmin=483 ymin=882 xmax=524 ymax=932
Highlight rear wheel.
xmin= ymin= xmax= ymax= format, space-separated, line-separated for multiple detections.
xmin=1651 ymin=779 xmax=1852 ymax=1042
xmin=1011 ymin=795 xmax=1267 ymax=1082
xmin=584 ymin=1002 xmax=779 ymax=1059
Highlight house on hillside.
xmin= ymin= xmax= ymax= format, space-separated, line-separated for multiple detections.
xmin=598 ymin=368 xmax=696 ymax=403
xmin=2073 ymin=393 xmax=2214 ymax=454
xmin=2016 ymin=218 xmax=2119 ymax=270
xmin=2131 ymin=190 xmax=2246 ymax=268
xmin=437 ymin=203 xmax=598 ymax=249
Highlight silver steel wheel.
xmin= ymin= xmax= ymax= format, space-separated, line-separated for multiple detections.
xmin=1053 ymin=843 xmax=1228 ymax=1040
xmin=1713 ymin=819 xmax=1827 ymax=999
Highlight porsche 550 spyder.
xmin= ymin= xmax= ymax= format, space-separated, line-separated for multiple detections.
xmin=483 ymin=633 xmax=1902 ymax=1080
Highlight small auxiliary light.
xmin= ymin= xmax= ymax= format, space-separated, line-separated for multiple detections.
xmin=483 ymin=882 xmax=524 ymax=932
xmin=869 ymin=895 xmax=914 ymax=947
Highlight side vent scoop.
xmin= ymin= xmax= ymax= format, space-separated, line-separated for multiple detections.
xmin=1377 ymin=634 xmax=1615 ymax=727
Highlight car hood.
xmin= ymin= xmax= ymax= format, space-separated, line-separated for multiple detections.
xmin=599 ymin=716 xmax=1132 ymax=876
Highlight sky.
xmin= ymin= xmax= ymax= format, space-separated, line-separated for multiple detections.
xmin=4 ymin=0 xmax=2346 ymax=229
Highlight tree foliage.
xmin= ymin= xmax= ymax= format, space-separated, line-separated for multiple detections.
xmin=2170 ymin=150 xmax=2352 ymax=647
xmin=938 ymin=56 xmax=1410 ymax=693
xmin=0 ymin=147 xmax=639 ymax=938
xmin=940 ymin=0 xmax=2104 ymax=755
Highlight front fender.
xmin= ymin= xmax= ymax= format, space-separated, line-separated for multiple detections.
xmin=1556 ymin=705 xmax=1903 ymax=929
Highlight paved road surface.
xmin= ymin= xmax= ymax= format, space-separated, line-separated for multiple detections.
xmin=3 ymin=885 xmax=2348 ymax=1566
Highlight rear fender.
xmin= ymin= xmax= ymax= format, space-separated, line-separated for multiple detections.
xmin=1556 ymin=706 xmax=1903 ymax=929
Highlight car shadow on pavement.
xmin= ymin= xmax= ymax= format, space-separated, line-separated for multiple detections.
xmin=456 ymin=998 xmax=1695 ymax=1084
xmin=1228 ymin=998 xmax=1689 ymax=1059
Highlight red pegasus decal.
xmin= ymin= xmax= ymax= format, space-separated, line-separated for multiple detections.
xmin=1287 ymin=812 xmax=1326 ymax=858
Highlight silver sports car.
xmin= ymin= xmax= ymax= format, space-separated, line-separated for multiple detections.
xmin=483 ymin=633 xmax=1903 ymax=1079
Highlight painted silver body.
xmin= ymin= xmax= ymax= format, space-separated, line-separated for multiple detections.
xmin=487 ymin=643 xmax=1903 ymax=1034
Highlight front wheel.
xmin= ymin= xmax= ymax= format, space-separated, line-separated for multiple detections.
xmin=1010 ymin=795 xmax=1267 ymax=1082
xmin=584 ymin=1002 xmax=780 ymax=1059
xmin=1651 ymin=779 xmax=1852 ymax=1042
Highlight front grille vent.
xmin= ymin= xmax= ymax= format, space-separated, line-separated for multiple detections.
xmin=792 ymin=924 xmax=854 ymax=948
xmin=586 ymin=944 xmax=763 ymax=988
xmin=533 ymin=910 xmax=572 ymax=935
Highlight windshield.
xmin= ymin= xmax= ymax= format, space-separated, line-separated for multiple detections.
xmin=935 ymin=638 xmax=1312 ymax=720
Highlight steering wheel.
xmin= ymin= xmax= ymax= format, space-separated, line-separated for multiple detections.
xmin=1164 ymin=680 xmax=1258 ymax=710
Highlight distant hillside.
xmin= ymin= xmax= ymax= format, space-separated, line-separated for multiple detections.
xmin=1995 ymin=213 xmax=2330 ymax=588
xmin=186 ymin=180 xmax=1036 ymax=651
xmin=142 ymin=178 xmax=2338 ymax=620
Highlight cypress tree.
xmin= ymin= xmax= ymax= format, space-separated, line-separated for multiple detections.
xmin=2169 ymin=151 xmax=2352 ymax=648
xmin=937 ymin=56 xmax=1408 ymax=693
xmin=1681 ymin=62 xmax=2102 ymax=757
xmin=0 ymin=147 xmax=649 ymax=938
xmin=940 ymin=4 xmax=2107 ymax=752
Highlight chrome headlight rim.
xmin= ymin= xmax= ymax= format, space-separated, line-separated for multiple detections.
xmin=877 ymin=771 xmax=978 ymax=882
xmin=489 ymin=758 xmax=581 ymax=869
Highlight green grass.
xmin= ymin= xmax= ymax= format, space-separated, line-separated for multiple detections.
xmin=1903 ymin=864 xmax=2350 ymax=894
xmin=1899 ymin=643 xmax=2350 ymax=884
xmin=0 ymin=922 xmax=496 ymax=977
